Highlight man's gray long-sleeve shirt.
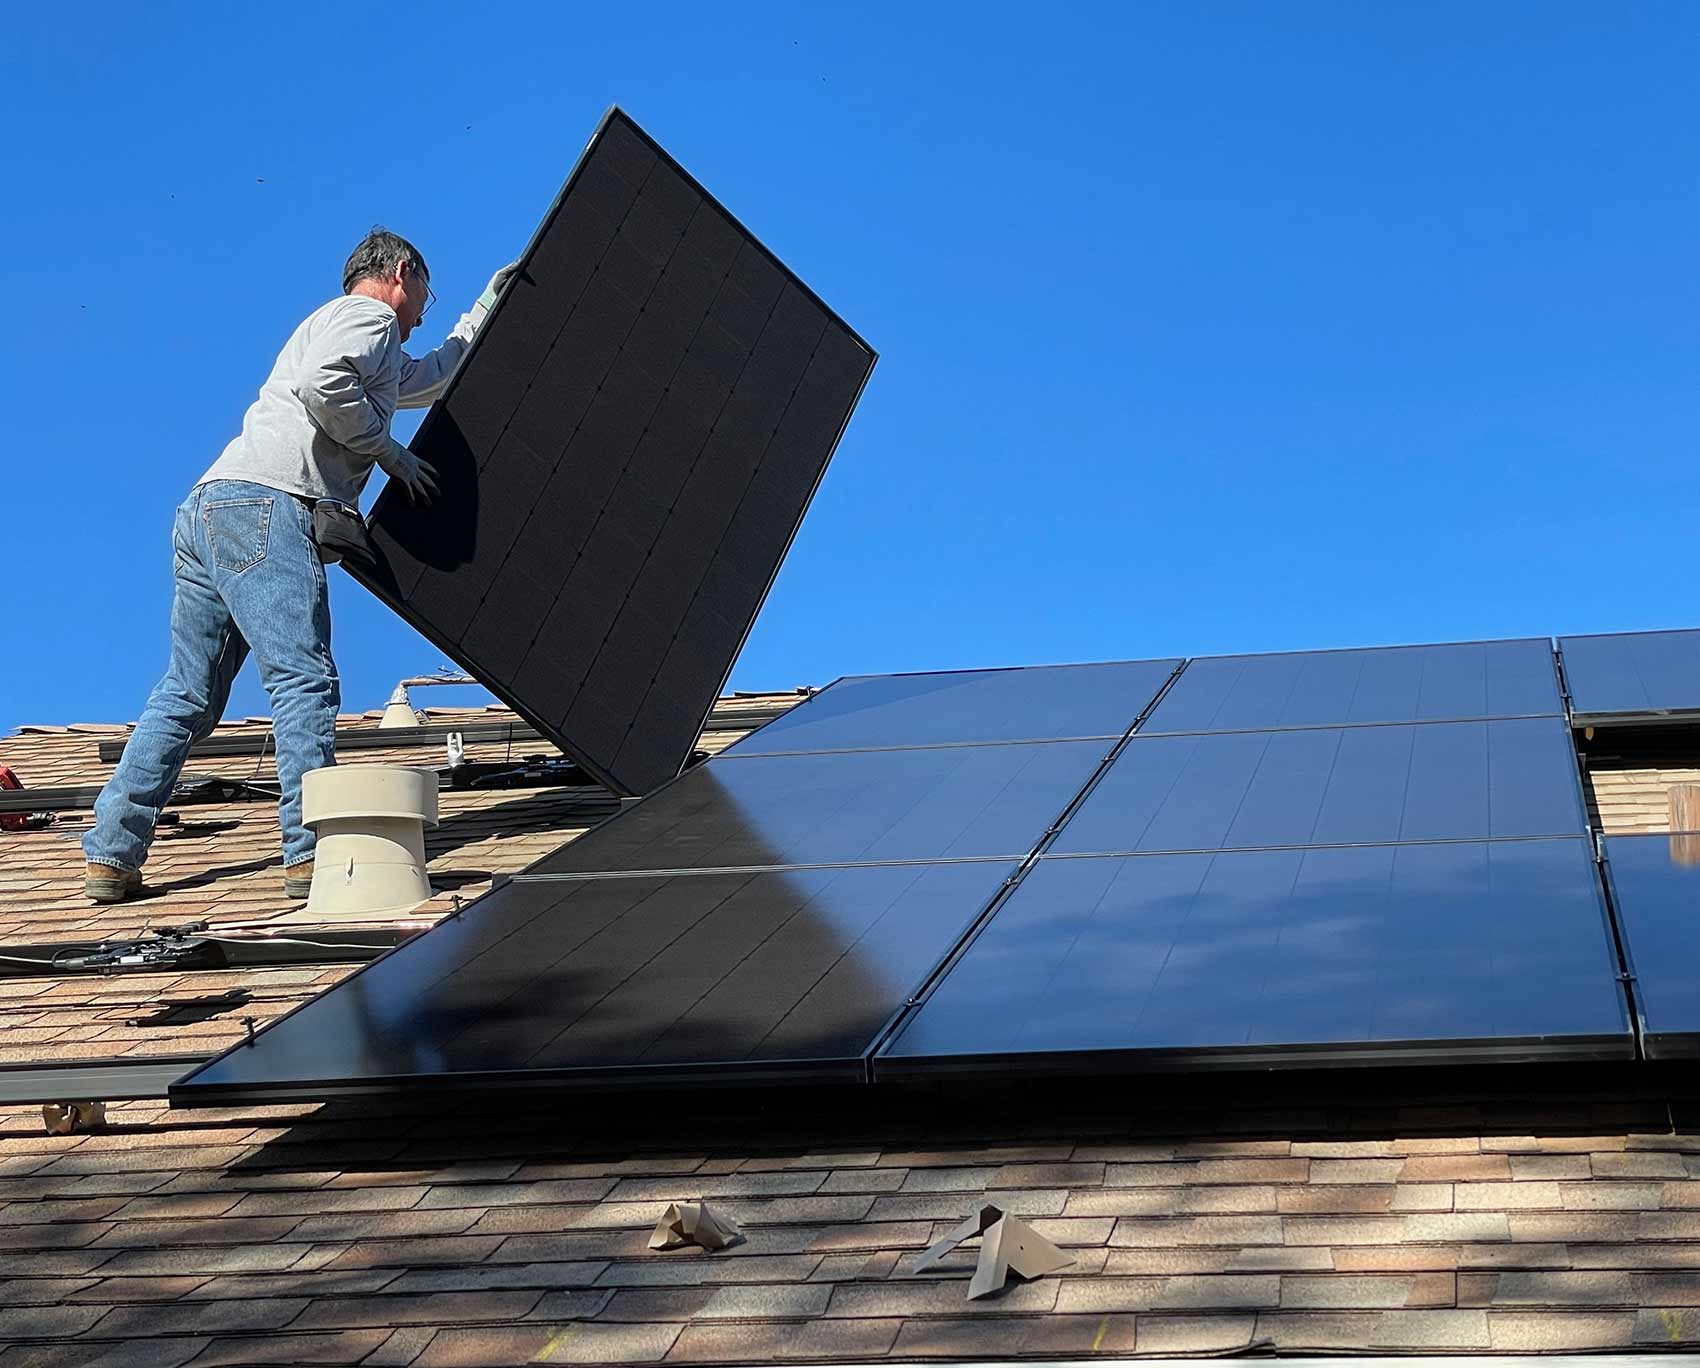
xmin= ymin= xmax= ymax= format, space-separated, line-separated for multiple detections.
xmin=198 ymin=294 xmax=476 ymax=507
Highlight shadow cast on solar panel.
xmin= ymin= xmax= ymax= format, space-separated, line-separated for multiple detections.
xmin=348 ymin=107 xmax=877 ymax=798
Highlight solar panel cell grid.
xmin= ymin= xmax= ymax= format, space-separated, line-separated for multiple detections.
xmin=881 ymin=838 xmax=1628 ymax=1068
xmin=1559 ymin=629 xmax=1700 ymax=723
xmin=1052 ymin=717 xmax=1587 ymax=855
xmin=1144 ymin=640 xmax=1562 ymax=735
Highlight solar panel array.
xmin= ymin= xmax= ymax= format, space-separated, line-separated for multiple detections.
xmin=882 ymin=641 xmax=1631 ymax=1073
xmin=174 ymin=640 xmax=1663 ymax=1102
xmin=350 ymin=108 xmax=876 ymax=796
xmin=172 ymin=661 xmax=1181 ymax=1100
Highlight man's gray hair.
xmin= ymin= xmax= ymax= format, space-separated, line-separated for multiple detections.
xmin=342 ymin=227 xmax=428 ymax=295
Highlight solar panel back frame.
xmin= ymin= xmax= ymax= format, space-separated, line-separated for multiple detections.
xmin=350 ymin=107 xmax=877 ymax=796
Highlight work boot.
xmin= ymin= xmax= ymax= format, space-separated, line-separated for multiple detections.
xmin=283 ymin=861 xmax=314 ymax=900
xmin=84 ymin=863 xmax=142 ymax=904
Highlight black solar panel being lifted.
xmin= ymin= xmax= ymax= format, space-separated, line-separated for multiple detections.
xmin=1558 ymin=629 xmax=1700 ymax=726
xmin=350 ymin=108 xmax=876 ymax=796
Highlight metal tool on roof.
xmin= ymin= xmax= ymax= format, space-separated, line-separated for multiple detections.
xmin=0 ymin=921 xmax=412 ymax=981
xmin=0 ymin=772 xmax=278 ymax=820
xmin=915 ymin=1202 xmax=1074 ymax=1300
xmin=649 ymin=1201 xmax=742 ymax=1251
xmin=0 ymin=765 xmax=51 ymax=830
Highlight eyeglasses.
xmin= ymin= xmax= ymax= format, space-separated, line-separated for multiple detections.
xmin=408 ymin=262 xmax=436 ymax=317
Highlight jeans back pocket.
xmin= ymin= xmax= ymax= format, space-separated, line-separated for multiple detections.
xmin=204 ymin=497 xmax=273 ymax=573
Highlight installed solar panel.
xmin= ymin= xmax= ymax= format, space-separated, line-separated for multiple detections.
xmin=724 ymin=660 xmax=1182 ymax=755
xmin=171 ymin=861 xmax=1020 ymax=1099
xmin=524 ymin=740 xmax=1110 ymax=874
xmin=1051 ymin=718 xmax=1589 ymax=855
xmin=1142 ymin=640 xmax=1562 ymax=735
xmin=351 ymin=108 xmax=876 ymax=795
xmin=880 ymin=838 xmax=1630 ymax=1073
xmin=1558 ymin=630 xmax=1700 ymax=726
xmin=1602 ymin=834 xmax=1700 ymax=1058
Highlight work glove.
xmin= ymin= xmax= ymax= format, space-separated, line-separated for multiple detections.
xmin=469 ymin=261 xmax=521 ymax=329
xmin=377 ymin=439 xmax=439 ymax=507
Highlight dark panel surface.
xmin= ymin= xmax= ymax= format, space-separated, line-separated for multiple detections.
xmin=1559 ymin=630 xmax=1700 ymax=724
xmin=724 ymin=660 xmax=1181 ymax=756
xmin=1051 ymin=718 xmax=1586 ymax=855
xmin=172 ymin=861 xmax=1017 ymax=1099
xmin=1143 ymin=640 xmax=1562 ymax=735
xmin=881 ymin=838 xmax=1628 ymax=1072
xmin=526 ymin=741 xmax=1109 ymax=874
xmin=1603 ymin=834 xmax=1700 ymax=1057
xmin=351 ymin=108 xmax=877 ymax=795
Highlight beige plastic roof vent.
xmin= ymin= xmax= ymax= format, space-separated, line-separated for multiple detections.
xmin=301 ymin=766 xmax=438 ymax=917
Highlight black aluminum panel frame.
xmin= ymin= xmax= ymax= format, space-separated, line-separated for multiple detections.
xmin=872 ymin=1032 xmax=1634 ymax=1081
xmin=0 ymin=1055 xmax=206 ymax=1105
xmin=1599 ymin=839 xmax=1660 ymax=1056
xmin=350 ymin=106 xmax=877 ymax=797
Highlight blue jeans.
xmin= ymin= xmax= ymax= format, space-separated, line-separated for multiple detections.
xmin=85 ymin=481 xmax=339 ymax=873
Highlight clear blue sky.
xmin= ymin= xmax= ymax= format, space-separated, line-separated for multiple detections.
xmin=3 ymin=3 xmax=1695 ymax=730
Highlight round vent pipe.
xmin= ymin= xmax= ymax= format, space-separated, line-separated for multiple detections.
xmin=301 ymin=766 xmax=438 ymax=917
xmin=378 ymin=684 xmax=422 ymax=730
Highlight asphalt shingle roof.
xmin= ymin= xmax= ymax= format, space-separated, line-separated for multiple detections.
xmin=5 ymin=697 xmax=1700 ymax=1363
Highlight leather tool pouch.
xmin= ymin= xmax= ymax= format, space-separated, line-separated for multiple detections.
xmin=311 ymin=500 xmax=375 ymax=567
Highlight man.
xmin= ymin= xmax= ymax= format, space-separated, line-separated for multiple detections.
xmin=82 ymin=229 xmax=516 ymax=903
